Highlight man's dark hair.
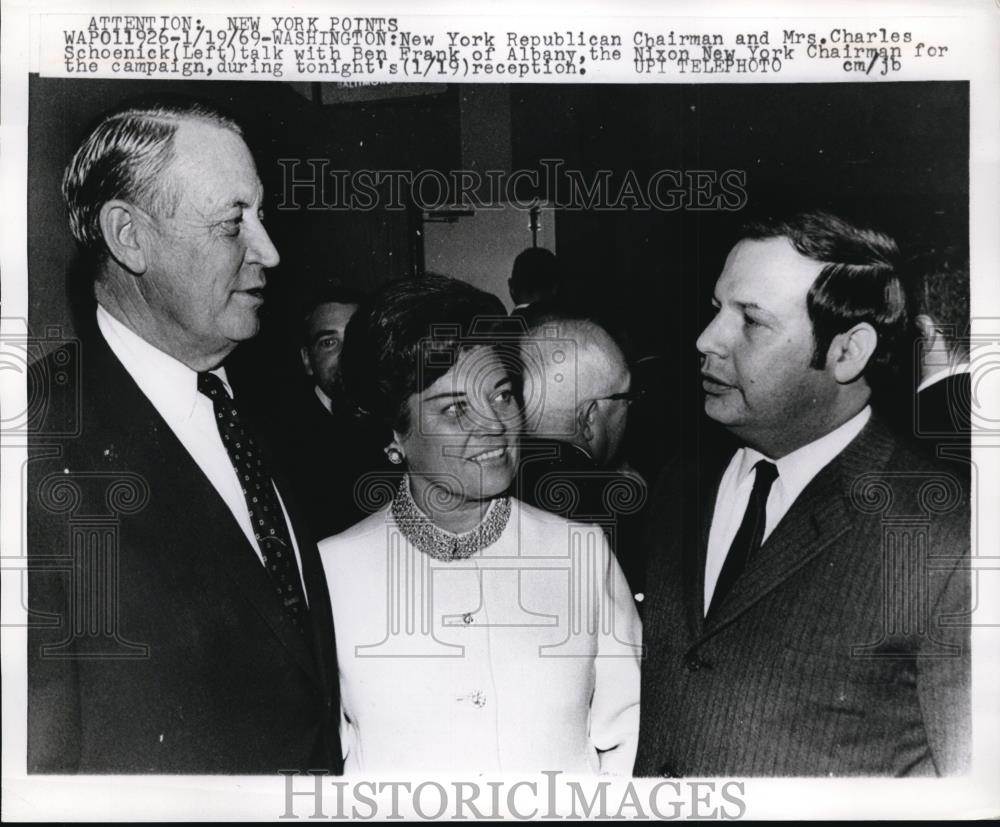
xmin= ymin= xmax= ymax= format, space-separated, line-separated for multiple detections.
xmin=340 ymin=275 xmax=509 ymax=435
xmin=509 ymin=247 xmax=560 ymax=306
xmin=901 ymin=246 xmax=970 ymax=360
xmin=300 ymin=285 xmax=367 ymax=340
xmin=742 ymin=210 xmax=907 ymax=388
xmin=62 ymin=96 xmax=242 ymax=267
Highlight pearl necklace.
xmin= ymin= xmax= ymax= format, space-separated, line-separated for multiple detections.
xmin=391 ymin=476 xmax=511 ymax=561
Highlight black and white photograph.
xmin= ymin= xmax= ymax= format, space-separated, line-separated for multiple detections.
xmin=2 ymin=1 xmax=998 ymax=821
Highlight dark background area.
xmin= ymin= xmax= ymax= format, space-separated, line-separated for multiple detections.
xmin=28 ymin=77 xmax=968 ymax=475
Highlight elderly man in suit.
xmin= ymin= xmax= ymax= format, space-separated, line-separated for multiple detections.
xmin=635 ymin=211 xmax=970 ymax=777
xmin=516 ymin=315 xmax=648 ymax=593
xmin=27 ymin=97 xmax=341 ymax=773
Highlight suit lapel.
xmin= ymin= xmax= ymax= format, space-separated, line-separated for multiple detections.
xmin=700 ymin=417 xmax=897 ymax=638
xmin=684 ymin=458 xmax=723 ymax=640
xmin=702 ymin=464 xmax=851 ymax=634
xmin=85 ymin=333 xmax=320 ymax=683
xmin=271 ymin=465 xmax=339 ymax=700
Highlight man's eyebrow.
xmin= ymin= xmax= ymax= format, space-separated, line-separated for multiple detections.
xmin=736 ymin=301 xmax=776 ymax=315
xmin=213 ymin=199 xmax=249 ymax=216
xmin=222 ymin=182 xmax=264 ymax=212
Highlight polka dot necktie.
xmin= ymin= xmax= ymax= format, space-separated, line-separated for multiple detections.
xmin=198 ymin=371 xmax=310 ymax=636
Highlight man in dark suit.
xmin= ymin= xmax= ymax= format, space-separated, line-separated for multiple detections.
xmin=516 ymin=315 xmax=648 ymax=593
xmin=272 ymin=286 xmax=387 ymax=541
xmin=508 ymin=246 xmax=559 ymax=320
xmin=27 ymin=97 xmax=342 ymax=773
xmin=635 ymin=211 xmax=970 ymax=777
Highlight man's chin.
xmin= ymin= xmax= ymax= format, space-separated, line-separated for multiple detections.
xmin=226 ymin=313 xmax=262 ymax=343
xmin=703 ymin=395 xmax=744 ymax=427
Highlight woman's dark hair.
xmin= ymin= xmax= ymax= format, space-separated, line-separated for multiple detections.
xmin=340 ymin=275 xmax=509 ymax=435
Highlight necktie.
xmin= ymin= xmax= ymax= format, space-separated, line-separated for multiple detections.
xmin=708 ymin=459 xmax=778 ymax=618
xmin=198 ymin=371 xmax=310 ymax=636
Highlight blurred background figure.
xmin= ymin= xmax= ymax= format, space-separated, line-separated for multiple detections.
xmin=517 ymin=314 xmax=648 ymax=595
xmin=271 ymin=285 xmax=386 ymax=541
xmin=509 ymin=246 xmax=561 ymax=320
xmin=321 ymin=274 xmax=640 ymax=774
xmin=301 ymin=286 xmax=364 ymax=415
xmin=903 ymin=247 xmax=971 ymax=456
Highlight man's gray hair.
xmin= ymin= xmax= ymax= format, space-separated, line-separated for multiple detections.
xmin=62 ymin=97 xmax=242 ymax=263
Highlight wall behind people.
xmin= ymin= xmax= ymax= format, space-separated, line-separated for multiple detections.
xmin=422 ymin=206 xmax=557 ymax=311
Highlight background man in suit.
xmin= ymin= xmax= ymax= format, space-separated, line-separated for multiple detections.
xmin=271 ymin=286 xmax=386 ymax=540
xmin=28 ymin=97 xmax=341 ymax=773
xmin=635 ymin=211 xmax=970 ymax=777
xmin=516 ymin=316 xmax=648 ymax=592
xmin=508 ymin=247 xmax=560 ymax=320
xmin=300 ymin=287 xmax=363 ymax=412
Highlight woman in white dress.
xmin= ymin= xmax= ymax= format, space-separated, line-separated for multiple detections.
xmin=320 ymin=275 xmax=641 ymax=774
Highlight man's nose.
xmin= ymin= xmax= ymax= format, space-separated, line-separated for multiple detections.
xmin=245 ymin=216 xmax=280 ymax=269
xmin=695 ymin=313 xmax=726 ymax=358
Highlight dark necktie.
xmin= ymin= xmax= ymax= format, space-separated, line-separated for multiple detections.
xmin=197 ymin=371 xmax=310 ymax=636
xmin=708 ymin=459 xmax=779 ymax=618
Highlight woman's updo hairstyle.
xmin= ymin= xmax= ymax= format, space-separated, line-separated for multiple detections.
xmin=340 ymin=274 xmax=509 ymax=436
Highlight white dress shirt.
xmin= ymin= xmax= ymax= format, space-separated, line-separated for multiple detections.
xmin=917 ymin=362 xmax=970 ymax=393
xmin=314 ymin=384 xmax=333 ymax=414
xmin=97 ymin=305 xmax=306 ymax=591
xmin=703 ymin=406 xmax=872 ymax=614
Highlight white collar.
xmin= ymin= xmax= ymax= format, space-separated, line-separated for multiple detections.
xmin=314 ymin=384 xmax=334 ymax=414
xmin=735 ymin=405 xmax=872 ymax=496
xmin=918 ymin=362 xmax=970 ymax=393
xmin=96 ymin=304 xmax=233 ymax=419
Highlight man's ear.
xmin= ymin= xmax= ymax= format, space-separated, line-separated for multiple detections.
xmin=98 ymin=200 xmax=148 ymax=275
xmin=828 ymin=322 xmax=878 ymax=384
xmin=577 ymin=399 xmax=599 ymax=443
xmin=300 ymin=346 xmax=313 ymax=377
